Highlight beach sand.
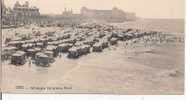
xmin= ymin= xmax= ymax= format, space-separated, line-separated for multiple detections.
xmin=2 ymin=33 xmax=184 ymax=94
xmin=1 ymin=19 xmax=185 ymax=94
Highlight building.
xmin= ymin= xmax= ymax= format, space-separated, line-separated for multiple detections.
xmin=81 ymin=7 xmax=136 ymax=23
xmin=2 ymin=1 xmax=40 ymax=26
xmin=51 ymin=8 xmax=83 ymax=25
xmin=2 ymin=0 xmax=17 ymax=25
xmin=62 ymin=8 xmax=73 ymax=16
xmin=2 ymin=0 xmax=6 ymax=15
xmin=1 ymin=0 xmax=5 ymax=24
xmin=54 ymin=7 xmax=136 ymax=25
xmin=13 ymin=1 xmax=40 ymax=24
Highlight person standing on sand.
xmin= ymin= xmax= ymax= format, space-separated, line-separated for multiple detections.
xmin=28 ymin=57 xmax=32 ymax=67
xmin=59 ymin=53 xmax=62 ymax=58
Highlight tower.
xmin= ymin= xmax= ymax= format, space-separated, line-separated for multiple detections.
xmin=14 ymin=1 xmax=21 ymax=7
xmin=25 ymin=1 xmax=29 ymax=7
xmin=2 ymin=0 xmax=7 ymax=14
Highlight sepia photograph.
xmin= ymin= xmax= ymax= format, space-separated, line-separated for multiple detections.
xmin=1 ymin=0 xmax=185 ymax=94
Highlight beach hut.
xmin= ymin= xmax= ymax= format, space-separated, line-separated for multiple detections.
xmin=98 ymin=33 xmax=106 ymax=38
xmin=124 ymin=32 xmax=135 ymax=40
xmin=34 ymin=52 xmax=51 ymax=67
xmin=43 ymin=51 xmax=55 ymax=63
xmin=76 ymin=36 xmax=86 ymax=42
xmin=104 ymin=34 xmax=112 ymax=41
xmin=1 ymin=51 xmax=8 ymax=61
xmin=36 ymin=42 xmax=44 ymax=48
xmin=62 ymin=34 xmax=71 ymax=40
xmin=80 ymin=45 xmax=91 ymax=55
xmin=11 ymin=51 xmax=26 ymax=65
xmin=58 ymin=43 xmax=73 ymax=53
xmin=62 ymin=38 xmax=77 ymax=44
xmin=48 ymin=41 xmax=60 ymax=46
xmin=68 ymin=47 xmax=80 ymax=58
xmin=110 ymin=38 xmax=118 ymax=45
xmin=21 ymin=43 xmax=34 ymax=51
xmin=2 ymin=46 xmax=17 ymax=60
xmin=117 ymin=33 xmax=125 ymax=41
xmin=7 ymin=41 xmax=23 ymax=49
xmin=93 ymin=43 xmax=103 ymax=52
xmin=47 ymin=36 xmax=58 ymax=42
xmin=74 ymin=42 xmax=83 ymax=47
xmin=34 ymin=47 xmax=42 ymax=52
xmin=46 ymin=45 xmax=59 ymax=57
xmin=83 ymin=38 xmax=95 ymax=47
xmin=101 ymin=40 xmax=109 ymax=49
xmin=25 ymin=39 xmax=36 ymax=44
xmin=111 ymin=32 xmax=118 ymax=38
xmin=3 ymin=46 xmax=17 ymax=54
xmin=26 ymin=49 xmax=39 ymax=58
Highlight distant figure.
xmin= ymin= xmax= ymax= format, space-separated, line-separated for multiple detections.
xmin=59 ymin=53 xmax=62 ymax=58
xmin=125 ymin=42 xmax=128 ymax=48
xmin=28 ymin=57 xmax=32 ymax=67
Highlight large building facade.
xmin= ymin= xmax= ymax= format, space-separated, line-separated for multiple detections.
xmin=13 ymin=1 xmax=40 ymax=23
xmin=2 ymin=1 xmax=40 ymax=26
xmin=2 ymin=1 xmax=136 ymax=27
xmin=1 ymin=0 xmax=14 ymax=25
xmin=81 ymin=7 xmax=136 ymax=22
xmin=56 ymin=7 xmax=136 ymax=24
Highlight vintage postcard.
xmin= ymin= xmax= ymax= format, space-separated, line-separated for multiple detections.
xmin=1 ymin=0 xmax=185 ymax=94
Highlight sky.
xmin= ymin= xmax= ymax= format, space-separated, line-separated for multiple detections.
xmin=3 ymin=0 xmax=185 ymax=18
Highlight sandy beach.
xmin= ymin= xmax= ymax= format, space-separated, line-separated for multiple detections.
xmin=1 ymin=23 xmax=184 ymax=94
xmin=1 ymin=0 xmax=185 ymax=98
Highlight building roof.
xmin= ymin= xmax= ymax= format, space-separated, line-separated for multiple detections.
xmin=13 ymin=1 xmax=39 ymax=10
xmin=12 ymin=51 xmax=25 ymax=57
xmin=36 ymin=52 xmax=49 ymax=58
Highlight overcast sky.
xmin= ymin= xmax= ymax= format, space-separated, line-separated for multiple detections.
xmin=4 ymin=0 xmax=185 ymax=18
